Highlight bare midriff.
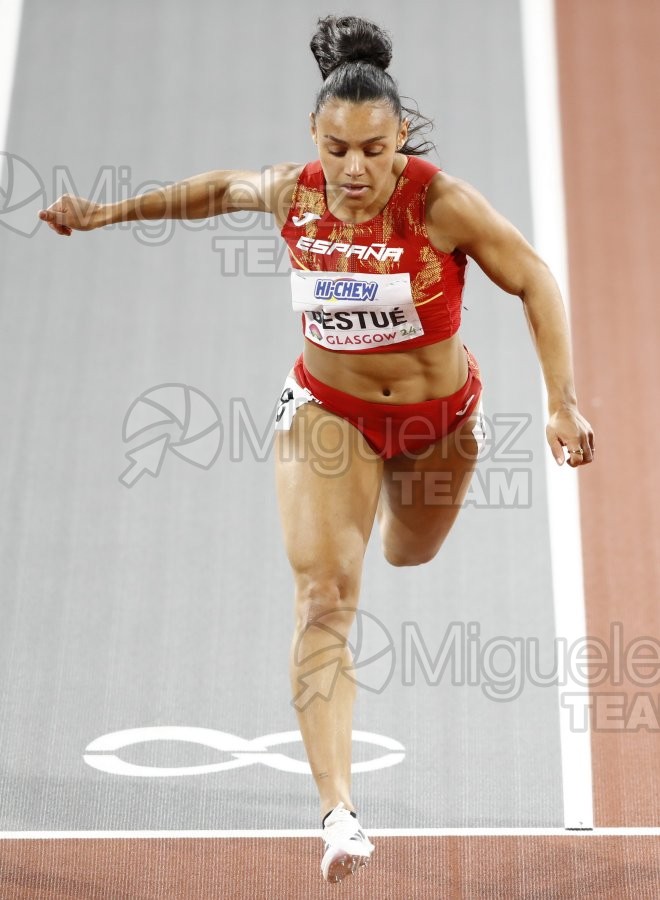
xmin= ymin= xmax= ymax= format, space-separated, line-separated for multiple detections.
xmin=302 ymin=331 xmax=469 ymax=403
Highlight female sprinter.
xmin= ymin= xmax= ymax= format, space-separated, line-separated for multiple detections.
xmin=38 ymin=14 xmax=595 ymax=884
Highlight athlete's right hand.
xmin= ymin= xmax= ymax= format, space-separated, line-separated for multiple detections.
xmin=38 ymin=194 xmax=102 ymax=236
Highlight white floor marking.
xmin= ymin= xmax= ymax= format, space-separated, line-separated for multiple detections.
xmin=0 ymin=828 xmax=658 ymax=840
xmin=0 ymin=0 xmax=24 ymax=157
xmin=519 ymin=0 xmax=594 ymax=831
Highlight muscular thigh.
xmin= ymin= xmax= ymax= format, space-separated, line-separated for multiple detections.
xmin=274 ymin=403 xmax=384 ymax=579
xmin=378 ymin=406 xmax=483 ymax=565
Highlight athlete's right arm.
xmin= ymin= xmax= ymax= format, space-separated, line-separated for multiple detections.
xmin=38 ymin=163 xmax=302 ymax=236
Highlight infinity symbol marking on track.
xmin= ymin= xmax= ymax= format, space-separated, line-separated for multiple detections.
xmin=83 ymin=727 xmax=405 ymax=777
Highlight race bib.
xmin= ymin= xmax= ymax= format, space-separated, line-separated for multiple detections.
xmin=290 ymin=270 xmax=424 ymax=351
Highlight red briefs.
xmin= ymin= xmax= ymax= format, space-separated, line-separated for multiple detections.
xmin=277 ymin=345 xmax=483 ymax=460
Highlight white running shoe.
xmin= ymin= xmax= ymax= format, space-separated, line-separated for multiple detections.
xmin=321 ymin=802 xmax=375 ymax=883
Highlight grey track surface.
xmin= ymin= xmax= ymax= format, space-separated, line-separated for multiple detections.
xmin=0 ymin=0 xmax=563 ymax=830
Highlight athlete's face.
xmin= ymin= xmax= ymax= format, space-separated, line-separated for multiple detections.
xmin=310 ymin=100 xmax=408 ymax=219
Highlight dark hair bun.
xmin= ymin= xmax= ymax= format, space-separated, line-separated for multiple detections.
xmin=310 ymin=15 xmax=392 ymax=80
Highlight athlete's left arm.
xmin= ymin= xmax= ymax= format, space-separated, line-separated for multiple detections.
xmin=427 ymin=174 xmax=594 ymax=467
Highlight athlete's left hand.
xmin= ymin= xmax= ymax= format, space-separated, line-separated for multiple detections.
xmin=546 ymin=408 xmax=595 ymax=467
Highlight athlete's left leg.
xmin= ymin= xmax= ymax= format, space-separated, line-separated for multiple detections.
xmin=377 ymin=404 xmax=484 ymax=566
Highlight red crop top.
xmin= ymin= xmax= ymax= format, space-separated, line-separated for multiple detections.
xmin=280 ymin=156 xmax=467 ymax=352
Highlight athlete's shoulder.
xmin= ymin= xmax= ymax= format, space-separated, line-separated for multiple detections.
xmin=425 ymin=171 xmax=515 ymax=252
xmin=269 ymin=160 xmax=323 ymax=196
xmin=293 ymin=159 xmax=324 ymax=183
xmin=267 ymin=161 xmax=306 ymax=188
xmin=425 ymin=170 xmax=491 ymax=225
xmin=260 ymin=162 xmax=306 ymax=222
xmin=401 ymin=154 xmax=441 ymax=186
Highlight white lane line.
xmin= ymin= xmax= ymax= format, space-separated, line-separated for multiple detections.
xmin=0 ymin=828 xmax=659 ymax=839
xmin=0 ymin=0 xmax=24 ymax=154
xmin=519 ymin=0 xmax=594 ymax=830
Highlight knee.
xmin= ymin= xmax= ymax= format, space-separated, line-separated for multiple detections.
xmin=383 ymin=544 xmax=439 ymax=568
xmin=294 ymin=570 xmax=359 ymax=634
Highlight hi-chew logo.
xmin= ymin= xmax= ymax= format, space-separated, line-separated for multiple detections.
xmin=314 ymin=277 xmax=378 ymax=302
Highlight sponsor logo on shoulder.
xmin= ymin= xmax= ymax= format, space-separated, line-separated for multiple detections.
xmin=292 ymin=212 xmax=322 ymax=227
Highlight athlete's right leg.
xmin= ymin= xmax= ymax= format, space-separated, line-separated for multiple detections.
xmin=274 ymin=401 xmax=383 ymax=820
